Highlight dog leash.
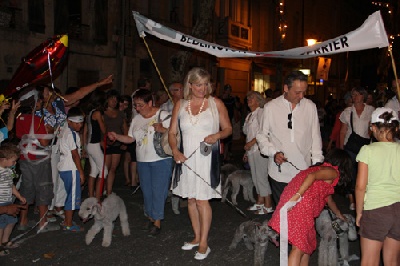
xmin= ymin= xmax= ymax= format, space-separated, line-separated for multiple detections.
xmin=179 ymin=143 xmax=251 ymax=220
xmin=10 ymin=209 xmax=50 ymax=244
xmin=276 ymin=157 xmax=301 ymax=172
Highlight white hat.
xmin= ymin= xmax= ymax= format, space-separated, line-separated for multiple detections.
xmin=371 ymin=107 xmax=398 ymax=124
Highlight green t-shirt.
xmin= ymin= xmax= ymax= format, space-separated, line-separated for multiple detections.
xmin=356 ymin=142 xmax=400 ymax=210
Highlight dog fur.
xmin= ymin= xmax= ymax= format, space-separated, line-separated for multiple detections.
xmin=229 ymin=219 xmax=279 ymax=266
xmin=78 ymin=193 xmax=130 ymax=247
xmin=221 ymin=169 xmax=256 ymax=205
xmin=220 ymin=163 xmax=239 ymax=185
xmin=315 ymin=209 xmax=358 ymax=266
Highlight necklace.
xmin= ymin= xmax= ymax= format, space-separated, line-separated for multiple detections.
xmin=188 ymin=98 xmax=206 ymax=125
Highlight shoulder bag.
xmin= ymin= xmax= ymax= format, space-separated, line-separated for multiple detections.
xmin=343 ymin=111 xmax=370 ymax=154
xmin=153 ymin=110 xmax=172 ymax=158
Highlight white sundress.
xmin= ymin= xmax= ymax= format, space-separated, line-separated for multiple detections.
xmin=172 ymin=100 xmax=221 ymax=200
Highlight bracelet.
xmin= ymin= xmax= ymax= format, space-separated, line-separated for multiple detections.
xmin=295 ymin=192 xmax=302 ymax=200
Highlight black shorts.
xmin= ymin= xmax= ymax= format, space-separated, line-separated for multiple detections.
xmin=106 ymin=145 xmax=123 ymax=155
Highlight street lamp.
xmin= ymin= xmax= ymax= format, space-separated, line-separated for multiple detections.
xmin=306 ymin=38 xmax=317 ymax=46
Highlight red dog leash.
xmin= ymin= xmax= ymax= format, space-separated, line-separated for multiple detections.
xmin=99 ymin=133 xmax=107 ymax=202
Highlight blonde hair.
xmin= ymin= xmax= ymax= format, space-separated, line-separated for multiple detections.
xmin=183 ymin=67 xmax=213 ymax=100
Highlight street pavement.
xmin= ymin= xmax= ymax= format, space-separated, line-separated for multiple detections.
xmin=1 ymin=138 xmax=361 ymax=265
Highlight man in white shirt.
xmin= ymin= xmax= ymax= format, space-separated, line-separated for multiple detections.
xmin=160 ymin=82 xmax=184 ymax=113
xmin=385 ymin=78 xmax=400 ymax=118
xmin=256 ymin=71 xmax=324 ymax=205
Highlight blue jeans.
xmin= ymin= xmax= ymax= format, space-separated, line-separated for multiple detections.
xmin=137 ymin=159 xmax=173 ymax=220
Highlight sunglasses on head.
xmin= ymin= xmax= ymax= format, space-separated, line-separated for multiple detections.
xmin=288 ymin=113 xmax=292 ymax=129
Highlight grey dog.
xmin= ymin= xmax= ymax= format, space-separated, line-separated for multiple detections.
xmin=229 ymin=219 xmax=279 ymax=266
xmin=79 ymin=193 xmax=130 ymax=247
xmin=315 ymin=209 xmax=359 ymax=266
xmin=220 ymin=163 xmax=239 ymax=185
xmin=221 ymin=169 xmax=256 ymax=205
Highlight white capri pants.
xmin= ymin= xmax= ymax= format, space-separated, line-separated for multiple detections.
xmin=87 ymin=142 xmax=108 ymax=178
xmin=248 ymin=150 xmax=271 ymax=197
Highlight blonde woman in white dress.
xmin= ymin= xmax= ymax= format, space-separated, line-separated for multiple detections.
xmin=168 ymin=67 xmax=232 ymax=261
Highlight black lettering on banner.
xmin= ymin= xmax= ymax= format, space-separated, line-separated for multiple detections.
xmin=333 ymin=40 xmax=340 ymax=50
xmin=180 ymin=35 xmax=186 ymax=42
xmin=321 ymin=46 xmax=329 ymax=53
xmin=192 ymin=39 xmax=199 ymax=45
xmin=340 ymin=36 xmax=349 ymax=48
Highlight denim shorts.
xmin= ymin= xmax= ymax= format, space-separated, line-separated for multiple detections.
xmin=0 ymin=203 xmax=18 ymax=229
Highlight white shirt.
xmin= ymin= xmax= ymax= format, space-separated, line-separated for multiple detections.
xmin=339 ymin=104 xmax=375 ymax=145
xmin=58 ymin=126 xmax=81 ymax=171
xmin=256 ymin=95 xmax=324 ymax=183
xmin=128 ymin=109 xmax=171 ymax=162
xmin=385 ymin=96 xmax=400 ymax=117
xmin=160 ymin=99 xmax=174 ymax=114
xmin=243 ymin=107 xmax=263 ymax=155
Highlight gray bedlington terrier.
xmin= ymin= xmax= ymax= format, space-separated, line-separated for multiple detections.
xmin=221 ymin=170 xmax=256 ymax=205
xmin=229 ymin=219 xmax=279 ymax=266
xmin=316 ymin=209 xmax=359 ymax=266
xmin=79 ymin=193 xmax=130 ymax=247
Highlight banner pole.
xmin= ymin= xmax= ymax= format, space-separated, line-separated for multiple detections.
xmin=140 ymin=36 xmax=172 ymax=101
xmin=388 ymin=48 xmax=399 ymax=99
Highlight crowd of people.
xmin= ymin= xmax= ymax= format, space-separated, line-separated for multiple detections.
xmin=0 ymin=68 xmax=399 ymax=265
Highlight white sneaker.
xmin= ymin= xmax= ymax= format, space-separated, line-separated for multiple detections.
xmin=247 ymin=203 xmax=263 ymax=211
xmin=194 ymin=247 xmax=211 ymax=260
xmin=181 ymin=242 xmax=199 ymax=250
xmin=255 ymin=207 xmax=274 ymax=215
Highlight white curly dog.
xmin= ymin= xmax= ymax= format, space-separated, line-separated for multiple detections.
xmin=78 ymin=193 xmax=130 ymax=247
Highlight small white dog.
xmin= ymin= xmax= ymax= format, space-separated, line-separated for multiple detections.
xmin=221 ymin=170 xmax=256 ymax=205
xmin=79 ymin=193 xmax=130 ymax=247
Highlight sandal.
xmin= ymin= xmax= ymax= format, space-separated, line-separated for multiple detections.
xmin=54 ymin=210 xmax=65 ymax=219
xmin=2 ymin=241 xmax=19 ymax=249
xmin=0 ymin=246 xmax=9 ymax=256
xmin=255 ymin=206 xmax=274 ymax=215
xmin=63 ymin=225 xmax=84 ymax=232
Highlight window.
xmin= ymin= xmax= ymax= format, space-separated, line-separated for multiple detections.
xmin=28 ymin=0 xmax=44 ymax=33
xmin=54 ymin=0 xmax=82 ymax=39
xmin=94 ymin=0 xmax=108 ymax=45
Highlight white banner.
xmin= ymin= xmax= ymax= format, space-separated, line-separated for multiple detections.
xmin=133 ymin=11 xmax=388 ymax=59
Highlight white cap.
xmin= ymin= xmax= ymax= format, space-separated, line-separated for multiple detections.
xmin=371 ymin=107 xmax=398 ymax=124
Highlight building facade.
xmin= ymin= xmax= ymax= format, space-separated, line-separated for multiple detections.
xmin=0 ymin=0 xmax=391 ymax=103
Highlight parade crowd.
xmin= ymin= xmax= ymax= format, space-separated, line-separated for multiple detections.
xmin=0 ymin=68 xmax=399 ymax=266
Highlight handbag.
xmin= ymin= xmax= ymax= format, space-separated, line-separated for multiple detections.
xmin=161 ymin=127 xmax=181 ymax=156
xmin=153 ymin=111 xmax=172 ymax=158
xmin=344 ymin=111 xmax=370 ymax=154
